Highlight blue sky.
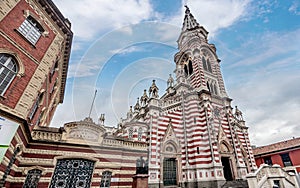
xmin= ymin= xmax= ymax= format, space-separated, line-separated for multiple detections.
xmin=43 ymin=0 xmax=300 ymax=146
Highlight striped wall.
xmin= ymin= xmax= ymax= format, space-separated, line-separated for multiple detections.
xmin=0 ymin=124 xmax=148 ymax=188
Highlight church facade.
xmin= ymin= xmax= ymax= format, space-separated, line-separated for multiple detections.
xmin=116 ymin=6 xmax=257 ymax=188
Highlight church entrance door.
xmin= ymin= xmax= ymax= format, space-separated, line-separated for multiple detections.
xmin=221 ymin=157 xmax=233 ymax=181
xmin=163 ymin=158 xmax=177 ymax=186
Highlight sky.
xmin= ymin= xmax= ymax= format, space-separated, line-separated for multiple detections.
xmin=45 ymin=0 xmax=300 ymax=147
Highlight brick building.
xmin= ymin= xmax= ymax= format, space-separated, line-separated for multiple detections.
xmin=0 ymin=0 xmax=72 ymax=129
xmin=0 ymin=0 xmax=72 ymax=187
xmin=253 ymin=137 xmax=300 ymax=173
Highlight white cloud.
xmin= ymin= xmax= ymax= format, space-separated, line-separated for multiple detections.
xmin=109 ymin=45 xmax=146 ymax=55
xmin=53 ymin=0 xmax=153 ymax=39
xmin=223 ymin=29 xmax=300 ymax=146
xmin=166 ymin=0 xmax=252 ymax=37
xmin=289 ymin=1 xmax=300 ymax=15
xmin=229 ymin=29 xmax=300 ymax=68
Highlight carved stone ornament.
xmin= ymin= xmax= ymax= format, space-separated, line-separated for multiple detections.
xmin=62 ymin=117 xmax=106 ymax=144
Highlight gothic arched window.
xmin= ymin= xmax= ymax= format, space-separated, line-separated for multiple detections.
xmin=100 ymin=171 xmax=112 ymax=188
xmin=138 ymin=128 xmax=143 ymax=141
xmin=184 ymin=64 xmax=188 ymax=76
xmin=0 ymin=53 xmax=18 ymax=96
xmin=184 ymin=60 xmax=193 ymax=77
xmin=128 ymin=128 xmax=133 ymax=139
xmin=213 ymin=84 xmax=218 ymax=95
xmin=49 ymin=159 xmax=95 ymax=188
xmin=188 ymin=60 xmax=193 ymax=75
xmin=207 ymin=81 xmax=210 ymax=92
xmin=18 ymin=15 xmax=44 ymax=45
xmin=202 ymin=56 xmax=212 ymax=73
xmin=23 ymin=169 xmax=42 ymax=188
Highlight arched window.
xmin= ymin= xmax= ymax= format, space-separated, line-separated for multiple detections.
xmin=206 ymin=81 xmax=210 ymax=92
xmin=202 ymin=56 xmax=212 ymax=73
xmin=0 ymin=53 xmax=18 ymax=95
xmin=100 ymin=171 xmax=112 ymax=188
xmin=49 ymin=158 xmax=95 ymax=188
xmin=128 ymin=128 xmax=133 ymax=139
xmin=188 ymin=60 xmax=193 ymax=75
xmin=202 ymin=57 xmax=207 ymax=71
xmin=184 ymin=60 xmax=193 ymax=77
xmin=213 ymin=84 xmax=218 ymax=95
xmin=138 ymin=128 xmax=143 ymax=141
xmin=18 ymin=15 xmax=44 ymax=45
xmin=184 ymin=64 xmax=188 ymax=76
xmin=23 ymin=169 xmax=42 ymax=188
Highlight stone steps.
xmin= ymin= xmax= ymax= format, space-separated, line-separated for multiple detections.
xmin=222 ymin=180 xmax=249 ymax=188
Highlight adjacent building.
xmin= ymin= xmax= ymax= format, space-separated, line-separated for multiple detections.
xmin=253 ymin=137 xmax=300 ymax=173
xmin=0 ymin=0 xmax=72 ymax=129
xmin=0 ymin=0 xmax=72 ymax=187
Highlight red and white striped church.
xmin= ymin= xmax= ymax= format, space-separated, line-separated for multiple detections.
xmin=116 ymin=6 xmax=257 ymax=188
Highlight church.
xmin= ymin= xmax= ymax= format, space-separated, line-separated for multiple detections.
xmin=115 ymin=6 xmax=257 ymax=187
xmin=2 ymin=1 xmax=299 ymax=188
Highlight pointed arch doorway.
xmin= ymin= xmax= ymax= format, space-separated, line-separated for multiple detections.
xmin=161 ymin=141 xmax=181 ymax=187
xmin=221 ymin=157 xmax=233 ymax=181
xmin=219 ymin=141 xmax=236 ymax=181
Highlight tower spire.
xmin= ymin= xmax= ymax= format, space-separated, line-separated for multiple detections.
xmin=182 ymin=5 xmax=200 ymax=31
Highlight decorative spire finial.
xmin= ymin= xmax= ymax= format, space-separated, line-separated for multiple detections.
xmin=140 ymin=89 xmax=149 ymax=107
xmin=185 ymin=5 xmax=190 ymax=14
xmin=149 ymin=80 xmax=159 ymax=98
xmin=182 ymin=5 xmax=200 ymax=31
xmin=134 ymin=97 xmax=141 ymax=112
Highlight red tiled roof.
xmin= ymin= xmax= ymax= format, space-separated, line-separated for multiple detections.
xmin=253 ymin=137 xmax=300 ymax=155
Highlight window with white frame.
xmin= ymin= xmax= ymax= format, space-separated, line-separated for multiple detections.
xmin=0 ymin=53 xmax=18 ymax=96
xmin=18 ymin=16 xmax=44 ymax=45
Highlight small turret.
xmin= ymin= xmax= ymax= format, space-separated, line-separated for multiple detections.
xmin=149 ymin=80 xmax=159 ymax=98
xmin=134 ymin=98 xmax=141 ymax=113
xmin=167 ymin=74 xmax=174 ymax=88
xmin=140 ymin=89 xmax=149 ymax=107
xmin=98 ymin=114 xmax=105 ymax=125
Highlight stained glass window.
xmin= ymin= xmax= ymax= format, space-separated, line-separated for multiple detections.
xmin=49 ymin=159 xmax=95 ymax=188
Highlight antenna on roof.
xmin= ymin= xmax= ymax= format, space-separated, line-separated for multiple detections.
xmin=88 ymin=89 xmax=97 ymax=118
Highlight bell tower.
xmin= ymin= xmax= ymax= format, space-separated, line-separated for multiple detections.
xmin=175 ymin=6 xmax=228 ymax=98
xmin=117 ymin=5 xmax=257 ymax=188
